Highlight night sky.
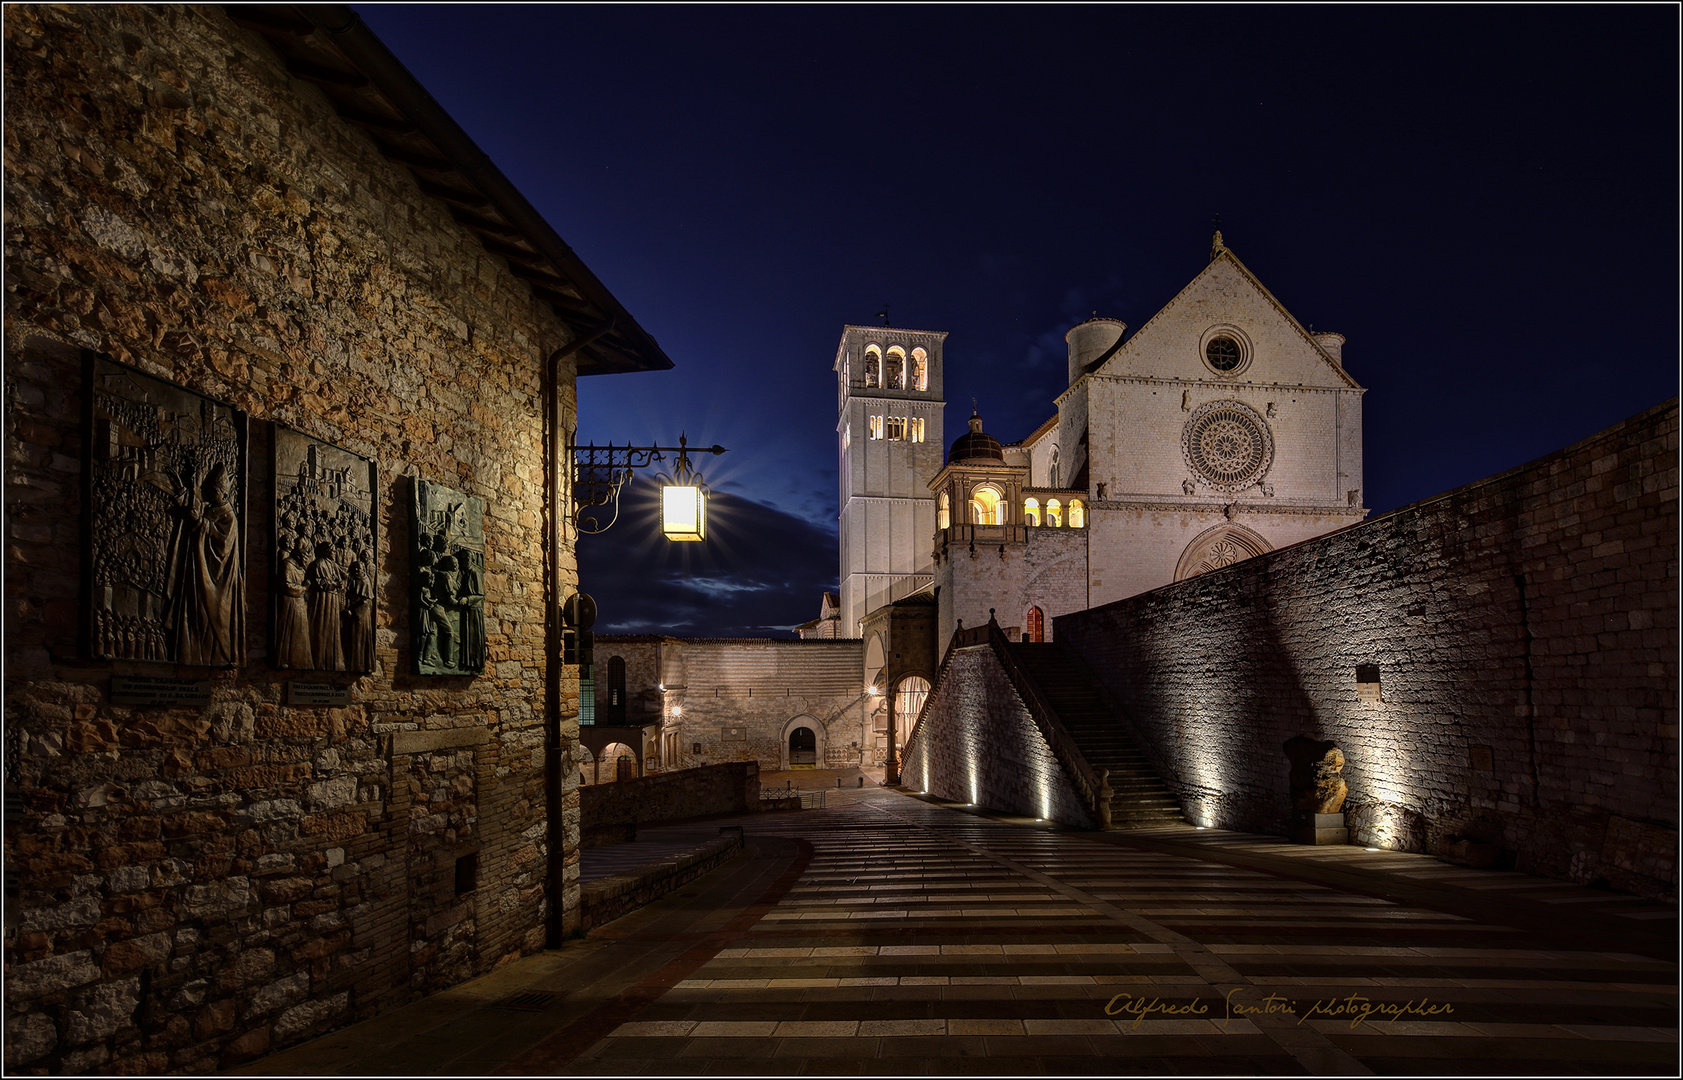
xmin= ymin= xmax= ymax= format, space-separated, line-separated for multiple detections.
xmin=355 ymin=4 xmax=1679 ymax=638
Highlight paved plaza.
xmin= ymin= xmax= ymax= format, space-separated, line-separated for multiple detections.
xmin=240 ymin=784 xmax=1678 ymax=1076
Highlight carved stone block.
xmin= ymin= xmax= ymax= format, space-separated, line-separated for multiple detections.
xmin=410 ymin=479 xmax=485 ymax=676
xmin=272 ymin=427 xmax=377 ymax=672
xmin=1283 ymin=735 xmax=1348 ymax=814
xmin=86 ymin=358 xmax=246 ymax=666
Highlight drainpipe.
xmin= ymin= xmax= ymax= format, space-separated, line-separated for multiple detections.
xmin=543 ymin=318 xmax=615 ymax=948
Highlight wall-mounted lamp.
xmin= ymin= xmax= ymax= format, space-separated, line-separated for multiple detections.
xmin=569 ymin=433 xmax=726 ymax=537
xmin=656 ymin=444 xmax=709 ymax=542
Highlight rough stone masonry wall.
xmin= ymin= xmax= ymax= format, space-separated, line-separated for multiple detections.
xmin=4 ymin=7 xmax=584 ymax=1072
xmin=1057 ymin=401 xmax=1679 ymax=896
xmin=579 ymin=762 xmax=761 ymax=831
xmin=902 ymin=647 xmax=1093 ymax=828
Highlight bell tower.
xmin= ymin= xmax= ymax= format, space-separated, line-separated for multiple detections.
xmin=835 ymin=325 xmax=947 ymax=637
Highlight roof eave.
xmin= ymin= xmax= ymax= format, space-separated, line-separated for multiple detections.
xmin=232 ymin=4 xmax=674 ymax=376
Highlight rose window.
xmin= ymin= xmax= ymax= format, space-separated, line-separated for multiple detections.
xmin=1183 ymin=400 xmax=1273 ymax=490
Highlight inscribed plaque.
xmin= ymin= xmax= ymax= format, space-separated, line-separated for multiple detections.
xmin=287 ymin=682 xmax=354 ymax=707
xmin=109 ymin=675 xmax=213 ymax=707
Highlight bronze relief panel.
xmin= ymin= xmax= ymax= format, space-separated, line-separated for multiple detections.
xmin=86 ymin=357 xmax=247 ymax=666
xmin=410 ymin=478 xmax=486 ymax=676
xmin=273 ymin=427 xmax=378 ymax=672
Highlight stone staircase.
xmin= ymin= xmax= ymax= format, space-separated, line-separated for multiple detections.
xmin=1009 ymin=642 xmax=1184 ymax=828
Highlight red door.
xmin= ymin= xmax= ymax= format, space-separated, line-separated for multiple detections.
xmin=1026 ymin=606 xmax=1044 ymax=642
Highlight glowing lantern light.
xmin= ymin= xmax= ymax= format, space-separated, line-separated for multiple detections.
xmin=658 ymin=434 xmax=712 ymax=542
xmin=662 ymin=482 xmax=706 ymax=541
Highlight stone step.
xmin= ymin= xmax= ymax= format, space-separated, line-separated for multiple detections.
xmin=1011 ymin=641 xmax=1184 ymax=832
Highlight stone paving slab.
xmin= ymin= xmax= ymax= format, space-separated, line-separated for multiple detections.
xmin=239 ymin=784 xmax=1678 ymax=1076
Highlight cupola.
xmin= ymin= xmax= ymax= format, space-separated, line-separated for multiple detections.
xmin=947 ymin=409 xmax=1004 ymax=464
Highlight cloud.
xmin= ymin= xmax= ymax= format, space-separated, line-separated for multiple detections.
xmin=576 ymin=485 xmax=838 ymax=639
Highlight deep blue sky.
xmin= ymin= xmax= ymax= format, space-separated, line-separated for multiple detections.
xmin=357 ymin=4 xmax=1679 ymax=637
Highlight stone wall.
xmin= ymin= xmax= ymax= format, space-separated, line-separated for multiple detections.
xmin=1057 ymin=400 xmax=1679 ymax=896
xmin=596 ymin=637 xmax=867 ymax=771
xmin=579 ymin=833 xmax=742 ymax=931
xmin=4 ymin=6 xmax=587 ymax=1071
xmin=902 ymin=646 xmax=1093 ymax=828
xmin=579 ymin=763 xmax=761 ymax=830
xmin=937 ymin=526 xmax=1089 ymax=645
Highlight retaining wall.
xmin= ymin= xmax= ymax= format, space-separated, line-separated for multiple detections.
xmin=578 ymin=834 xmax=743 ymax=932
xmin=579 ymin=763 xmax=761 ymax=831
xmin=1057 ymin=401 xmax=1679 ymax=896
xmin=902 ymin=646 xmax=1093 ymax=828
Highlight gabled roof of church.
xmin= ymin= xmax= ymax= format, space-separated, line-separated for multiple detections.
xmin=1101 ymin=234 xmax=1361 ymax=390
xmin=1004 ymin=413 xmax=1058 ymax=449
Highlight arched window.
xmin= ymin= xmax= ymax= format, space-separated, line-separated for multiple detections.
xmin=1025 ymin=606 xmax=1044 ymax=643
xmin=894 ymin=675 xmax=931 ymax=738
xmin=1049 ymin=445 xmax=1061 ymax=488
xmin=864 ymin=347 xmax=881 ymax=387
xmin=937 ymin=491 xmax=950 ymax=529
xmin=911 ymin=348 xmax=928 ymax=391
xmin=970 ymin=485 xmax=1002 ymax=525
xmin=886 ymin=347 xmax=906 ymax=390
xmin=606 ymin=655 xmax=626 ymax=723
xmin=1068 ymin=499 xmax=1086 ymax=528
xmin=1045 ymin=498 xmax=1063 ymax=527
xmin=1023 ymin=497 xmax=1040 ymax=526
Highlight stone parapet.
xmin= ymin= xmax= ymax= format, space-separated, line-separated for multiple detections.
xmin=578 ymin=834 xmax=744 ymax=931
xmin=579 ymin=763 xmax=761 ymax=831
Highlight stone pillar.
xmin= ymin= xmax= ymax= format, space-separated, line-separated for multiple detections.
xmin=884 ymin=686 xmax=899 ymax=785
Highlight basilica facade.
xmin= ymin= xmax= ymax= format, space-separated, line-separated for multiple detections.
xmin=934 ymin=234 xmax=1366 ymax=643
xmin=830 ymin=236 xmax=1368 ymax=764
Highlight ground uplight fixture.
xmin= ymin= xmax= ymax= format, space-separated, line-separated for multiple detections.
xmin=569 ymin=433 xmax=726 ymax=538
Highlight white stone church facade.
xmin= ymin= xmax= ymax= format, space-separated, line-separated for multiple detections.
xmin=600 ymin=236 xmax=1366 ymax=772
xmin=910 ymin=234 xmax=1368 ymax=645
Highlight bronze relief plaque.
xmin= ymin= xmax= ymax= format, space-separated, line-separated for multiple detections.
xmin=410 ymin=478 xmax=486 ymax=676
xmin=86 ymin=358 xmax=247 ymax=666
xmin=273 ymin=427 xmax=378 ymax=672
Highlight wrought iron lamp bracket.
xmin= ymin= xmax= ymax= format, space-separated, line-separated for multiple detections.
xmin=566 ymin=434 xmax=725 ymax=535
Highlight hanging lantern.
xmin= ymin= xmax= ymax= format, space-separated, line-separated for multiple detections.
xmin=659 ymin=434 xmax=710 ymax=542
xmin=661 ymin=481 xmax=706 ymax=541
xmin=569 ymin=433 xmax=725 ymax=539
